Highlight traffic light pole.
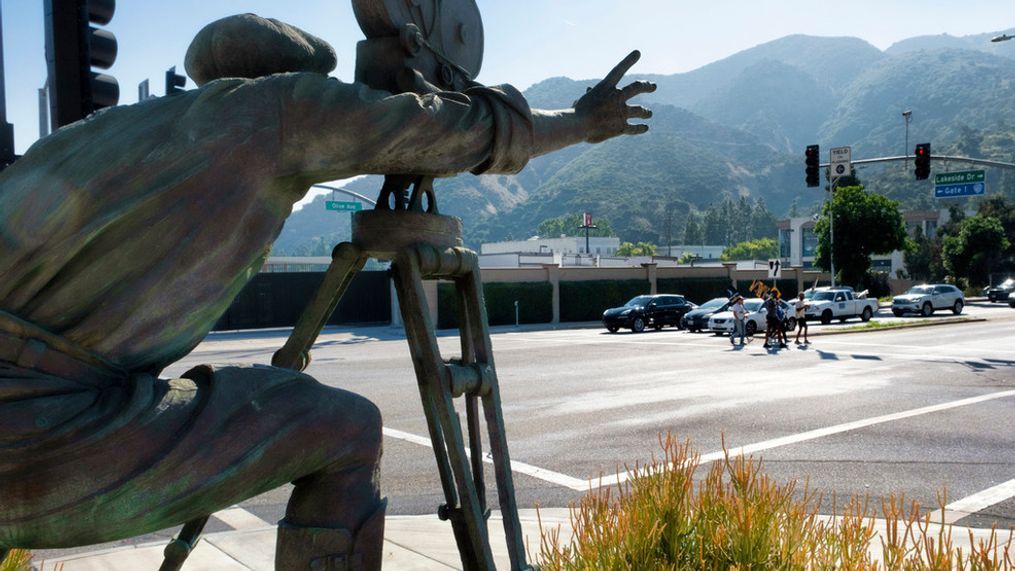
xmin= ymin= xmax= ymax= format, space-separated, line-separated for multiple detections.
xmin=828 ymin=177 xmax=837 ymax=288
xmin=817 ymin=155 xmax=1015 ymax=170
xmin=0 ymin=2 xmax=17 ymax=169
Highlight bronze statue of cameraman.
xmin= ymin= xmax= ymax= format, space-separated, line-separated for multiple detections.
xmin=0 ymin=3 xmax=653 ymax=569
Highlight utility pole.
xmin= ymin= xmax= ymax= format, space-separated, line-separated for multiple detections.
xmin=38 ymin=85 xmax=50 ymax=138
xmin=664 ymin=207 xmax=673 ymax=257
xmin=578 ymin=212 xmax=597 ymax=257
xmin=902 ymin=110 xmax=912 ymax=174
xmin=0 ymin=2 xmax=17 ymax=169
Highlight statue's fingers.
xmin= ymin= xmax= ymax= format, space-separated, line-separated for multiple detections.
xmin=627 ymin=105 xmax=653 ymax=120
xmin=603 ymin=50 xmax=641 ymax=88
xmin=621 ymin=81 xmax=656 ymax=99
xmin=624 ymin=123 xmax=650 ymax=136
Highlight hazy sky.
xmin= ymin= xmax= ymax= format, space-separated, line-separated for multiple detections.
xmin=3 ymin=0 xmax=1014 ymax=154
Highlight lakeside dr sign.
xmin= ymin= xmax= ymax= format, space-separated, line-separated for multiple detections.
xmin=934 ymin=170 xmax=986 ymax=199
xmin=326 ymin=200 xmax=363 ymax=212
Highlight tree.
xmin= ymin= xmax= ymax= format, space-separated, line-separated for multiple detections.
xmin=721 ymin=238 xmax=778 ymax=261
xmin=682 ymin=215 xmax=703 ymax=245
xmin=977 ymin=195 xmax=1015 ymax=274
xmin=814 ymin=184 xmax=908 ymax=288
xmin=677 ymin=252 xmax=698 ymax=264
xmin=904 ymin=226 xmax=939 ymax=282
xmin=536 ymin=213 xmax=615 ymax=238
xmin=616 ymin=241 xmax=658 ymax=256
xmin=749 ymin=199 xmax=778 ymax=241
xmin=942 ymin=215 xmax=1009 ymax=286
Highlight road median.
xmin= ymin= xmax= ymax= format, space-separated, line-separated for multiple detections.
xmin=807 ymin=316 xmax=987 ymax=337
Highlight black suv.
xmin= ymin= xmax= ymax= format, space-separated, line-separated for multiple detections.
xmin=986 ymin=278 xmax=1015 ymax=302
xmin=602 ymin=294 xmax=695 ymax=333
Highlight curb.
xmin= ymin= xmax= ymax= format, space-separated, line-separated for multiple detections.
xmin=805 ymin=317 xmax=987 ymax=337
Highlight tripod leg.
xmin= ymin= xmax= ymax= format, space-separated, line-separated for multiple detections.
xmin=273 ymin=242 xmax=365 ymax=371
xmin=456 ymin=253 xmax=529 ymax=571
xmin=392 ymin=247 xmax=495 ymax=570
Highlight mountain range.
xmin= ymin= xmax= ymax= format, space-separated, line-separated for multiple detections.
xmin=275 ymin=28 xmax=1015 ymax=254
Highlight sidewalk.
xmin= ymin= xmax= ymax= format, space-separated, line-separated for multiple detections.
xmin=37 ymin=509 xmax=573 ymax=570
xmin=36 ymin=509 xmax=1010 ymax=570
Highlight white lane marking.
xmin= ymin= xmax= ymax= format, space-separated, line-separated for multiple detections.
xmin=383 ymin=427 xmax=588 ymax=491
xmin=213 ymin=506 xmax=270 ymax=530
xmin=501 ymin=334 xmax=1015 ymax=366
xmin=594 ymin=390 xmax=1015 ymax=489
xmin=816 ymin=338 xmax=1015 ymax=356
xmin=944 ymin=478 xmax=1015 ymax=524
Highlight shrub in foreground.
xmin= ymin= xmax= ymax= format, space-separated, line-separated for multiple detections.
xmin=538 ymin=435 xmax=1013 ymax=570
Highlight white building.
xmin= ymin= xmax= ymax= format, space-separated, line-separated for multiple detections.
xmin=480 ymin=236 xmax=621 ymax=257
xmin=777 ymin=209 xmax=951 ymax=276
xmin=479 ymin=236 xmax=622 ymax=268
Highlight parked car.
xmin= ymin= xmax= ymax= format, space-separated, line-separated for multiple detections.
xmin=891 ymin=284 xmax=964 ymax=316
xmin=986 ymin=278 xmax=1015 ymax=302
xmin=602 ymin=294 xmax=696 ymax=333
xmin=707 ymin=298 xmax=796 ymax=336
xmin=681 ymin=297 xmax=730 ymax=332
xmin=804 ymin=288 xmax=879 ymax=324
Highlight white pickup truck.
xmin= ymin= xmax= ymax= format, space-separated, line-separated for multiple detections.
xmin=803 ymin=288 xmax=879 ymax=324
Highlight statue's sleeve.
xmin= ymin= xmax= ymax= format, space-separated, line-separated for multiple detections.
xmin=279 ymin=76 xmax=534 ymax=179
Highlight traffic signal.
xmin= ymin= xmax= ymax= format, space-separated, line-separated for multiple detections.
xmin=914 ymin=143 xmax=931 ymax=180
xmin=805 ymin=144 xmax=820 ymax=187
xmin=165 ymin=66 xmax=187 ymax=95
xmin=44 ymin=0 xmax=119 ymax=129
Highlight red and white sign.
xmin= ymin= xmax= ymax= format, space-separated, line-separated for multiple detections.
xmin=583 ymin=212 xmax=593 ymax=227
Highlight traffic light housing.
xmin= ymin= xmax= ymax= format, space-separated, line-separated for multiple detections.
xmin=914 ymin=143 xmax=931 ymax=180
xmin=805 ymin=144 xmax=820 ymax=187
xmin=44 ymin=0 xmax=119 ymax=129
xmin=165 ymin=66 xmax=187 ymax=95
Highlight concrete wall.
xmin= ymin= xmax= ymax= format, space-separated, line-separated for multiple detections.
xmin=421 ymin=265 xmax=833 ymax=326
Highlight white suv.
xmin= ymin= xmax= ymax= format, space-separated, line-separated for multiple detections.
xmin=891 ymin=284 xmax=964 ymax=317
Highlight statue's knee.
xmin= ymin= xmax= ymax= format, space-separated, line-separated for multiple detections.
xmin=309 ymin=384 xmax=382 ymax=465
xmin=350 ymin=395 xmax=383 ymax=463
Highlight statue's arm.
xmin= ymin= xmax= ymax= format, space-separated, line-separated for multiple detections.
xmin=530 ymin=51 xmax=655 ymax=158
xmin=279 ymin=76 xmax=536 ymax=180
xmin=277 ymin=51 xmax=652 ymax=183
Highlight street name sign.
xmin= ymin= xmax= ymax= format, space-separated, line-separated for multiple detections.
xmin=830 ymin=146 xmax=851 ymax=178
xmin=326 ymin=200 xmax=363 ymax=212
xmin=934 ymin=170 xmax=986 ymax=199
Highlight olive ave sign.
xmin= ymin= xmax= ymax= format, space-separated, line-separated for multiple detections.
xmin=325 ymin=200 xmax=363 ymax=212
xmin=934 ymin=170 xmax=986 ymax=199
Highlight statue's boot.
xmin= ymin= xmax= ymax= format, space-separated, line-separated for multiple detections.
xmin=275 ymin=499 xmax=386 ymax=571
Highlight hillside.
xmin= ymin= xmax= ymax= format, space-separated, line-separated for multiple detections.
xmin=275 ymin=29 xmax=1015 ymax=254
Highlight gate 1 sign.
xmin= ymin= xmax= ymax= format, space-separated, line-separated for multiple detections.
xmin=934 ymin=170 xmax=986 ymax=199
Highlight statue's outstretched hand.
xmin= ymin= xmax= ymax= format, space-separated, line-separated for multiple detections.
xmin=574 ymin=51 xmax=656 ymax=144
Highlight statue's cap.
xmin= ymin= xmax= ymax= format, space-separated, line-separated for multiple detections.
xmin=185 ymin=13 xmax=337 ymax=86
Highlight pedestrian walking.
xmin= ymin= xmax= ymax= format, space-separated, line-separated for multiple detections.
xmin=730 ymin=295 xmax=747 ymax=345
xmin=793 ymin=292 xmax=810 ymax=344
xmin=774 ymin=297 xmax=789 ymax=348
xmin=763 ymin=293 xmax=783 ymax=348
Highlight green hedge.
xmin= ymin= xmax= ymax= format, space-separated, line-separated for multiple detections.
xmin=733 ymin=278 xmax=800 ymax=300
xmin=560 ymin=280 xmax=649 ymax=322
xmin=437 ymin=281 xmax=553 ymax=329
xmin=656 ymin=278 xmax=735 ymax=306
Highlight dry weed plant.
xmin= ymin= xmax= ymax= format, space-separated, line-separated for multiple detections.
xmin=538 ymin=434 xmax=1013 ymax=570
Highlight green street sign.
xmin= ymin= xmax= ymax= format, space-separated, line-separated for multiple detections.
xmin=934 ymin=170 xmax=985 ymax=185
xmin=326 ymin=200 xmax=362 ymax=212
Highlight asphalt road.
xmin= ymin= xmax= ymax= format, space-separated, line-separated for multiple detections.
xmin=36 ymin=300 xmax=1015 ymax=558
